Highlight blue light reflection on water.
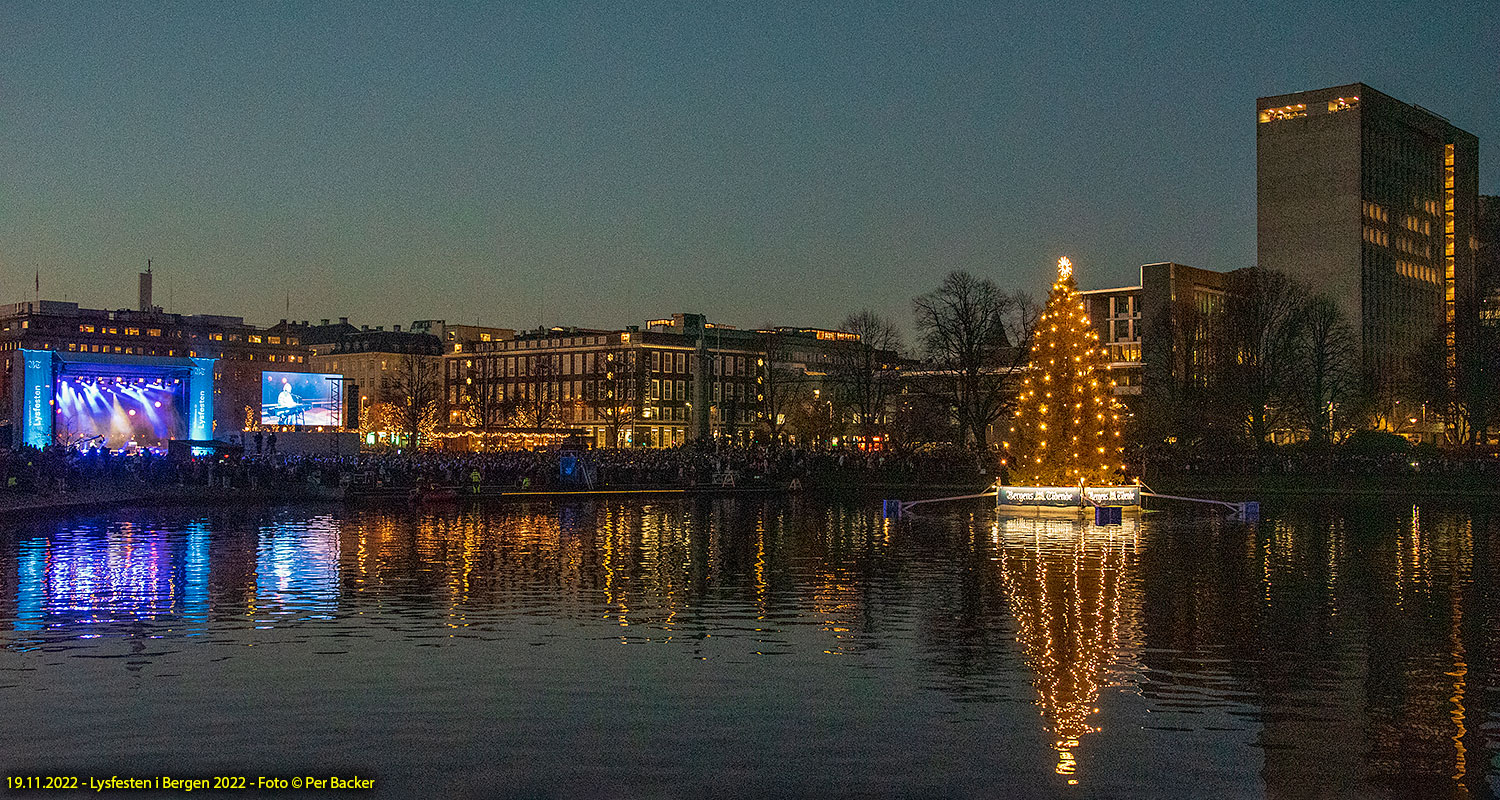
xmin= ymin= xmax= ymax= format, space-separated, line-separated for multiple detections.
xmin=0 ymin=499 xmax=1496 ymax=799
xmin=253 ymin=516 xmax=340 ymax=625
xmin=11 ymin=520 xmax=205 ymax=640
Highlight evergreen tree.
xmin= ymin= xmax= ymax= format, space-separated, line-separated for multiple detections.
xmin=1002 ymin=258 xmax=1124 ymax=485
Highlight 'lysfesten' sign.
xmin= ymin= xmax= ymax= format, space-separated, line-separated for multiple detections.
xmin=998 ymin=485 xmax=1140 ymax=507
xmin=22 ymin=350 xmax=53 ymax=448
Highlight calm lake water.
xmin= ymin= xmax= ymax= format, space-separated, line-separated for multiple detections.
xmin=2 ymin=497 xmax=1498 ymax=799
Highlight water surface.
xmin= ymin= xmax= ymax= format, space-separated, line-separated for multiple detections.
xmin=2 ymin=498 xmax=1497 ymax=798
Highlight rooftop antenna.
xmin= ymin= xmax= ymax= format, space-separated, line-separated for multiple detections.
xmin=140 ymin=259 xmax=154 ymax=312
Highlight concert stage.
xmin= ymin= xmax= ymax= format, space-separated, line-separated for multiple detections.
xmin=17 ymin=350 xmax=215 ymax=451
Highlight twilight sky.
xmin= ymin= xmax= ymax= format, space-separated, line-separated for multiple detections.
xmin=2 ymin=2 xmax=1496 ymax=337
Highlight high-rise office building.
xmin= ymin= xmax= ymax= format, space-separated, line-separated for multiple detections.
xmin=1257 ymin=83 xmax=1479 ymax=397
xmin=1480 ymin=195 xmax=1500 ymax=327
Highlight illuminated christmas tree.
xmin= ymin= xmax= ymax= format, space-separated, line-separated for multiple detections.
xmin=1002 ymin=257 xmax=1125 ymax=485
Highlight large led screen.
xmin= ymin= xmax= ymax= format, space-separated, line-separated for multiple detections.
xmin=261 ymin=371 xmax=343 ymax=427
xmin=55 ymin=376 xmax=187 ymax=451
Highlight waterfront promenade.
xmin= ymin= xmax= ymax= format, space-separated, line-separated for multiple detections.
xmin=3 ymin=440 xmax=1498 ymax=521
xmin=0 ymin=444 xmax=994 ymax=517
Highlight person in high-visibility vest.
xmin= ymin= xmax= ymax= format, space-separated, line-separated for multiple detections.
xmin=470 ymin=468 xmax=481 ymax=495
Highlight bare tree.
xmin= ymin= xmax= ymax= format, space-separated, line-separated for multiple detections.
xmin=527 ymin=352 xmax=562 ymax=429
xmin=1289 ymin=296 xmax=1359 ymax=444
xmin=592 ymin=347 xmax=646 ymax=447
xmin=757 ymin=330 xmax=811 ymax=445
xmin=1414 ymin=321 xmax=1500 ymax=446
xmin=913 ymin=271 xmax=1036 ymax=450
xmin=460 ymin=367 xmax=500 ymax=431
xmin=1222 ymin=268 xmax=1305 ymax=448
xmin=832 ymin=310 xmax=903 ymax=441
xmin=378 ymin=352 xmax=444 ymax=450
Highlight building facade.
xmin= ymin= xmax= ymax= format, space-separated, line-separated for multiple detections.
xmin=1 ymin=298 xmax=308 ymax=441
xmin=1080 ymin=262 xmax=1234 ymax=397
xmin=1257 ymin=83 xmax=1480 ymax=396
xmin=1480 ymin=195 xmax=1500 ymax=328
xmin=445 ymin=314 xmax=765 ymax=449
xmin=1079 ymin=284 xmax=1143 ymax=395
xmin=307 ymin=327 xmax=444 ymax=433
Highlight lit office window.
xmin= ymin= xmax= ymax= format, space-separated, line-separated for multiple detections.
xmin=1258 ymin=103 xmax=1307 ymax=123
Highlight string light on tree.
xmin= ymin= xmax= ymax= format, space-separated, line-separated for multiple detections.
xmin=1001 ymin=257 xmax=1125 ymax=485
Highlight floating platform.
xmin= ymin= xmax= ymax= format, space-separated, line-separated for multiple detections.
xmin=996 ymin=485 xmax=1142 ymax=514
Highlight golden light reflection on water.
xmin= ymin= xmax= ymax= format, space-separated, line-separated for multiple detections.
xmin=1445 ymin=517 xmax=1472 ymax=789
xmin=992 ymin=515 xmax=1142 ymax=785
xmin=5 ymin=498 xmax=1500 ymax=797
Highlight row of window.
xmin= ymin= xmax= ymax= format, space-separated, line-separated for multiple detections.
xmin=1258 ymin=103 xmax=1307 ymax=123
xmin=1396 ymin=260 xmax=1440 ymax=285
xmin=1444 ymin=144 xmax=1457 ymax=340
xmin=1393 ymin=234 xmax=1429 ymax=258
xmin=1400 ymin=214 xmax=1430 ymax=235
xmin=453 ymin=374 xmax=760 ymax=407
xmin=79 ymin=324 xmax=163 ymax=337
xmin=491 ymin=334 xmax=613 ymax=352
xmin=1109 ymin=319 xmax=1139 ymax=344
xmin=452 ymin=349 xmax=758 ymax=381
xmin=72 ymin=324 xmax=296 ymax=346
xmin=1108 ymin=343 xmax=1142 ymax=364
xmin=56 ymin=340 xmax=305 ymax=362
xmin=1108 ymin=295 xmax=1138 ymax=317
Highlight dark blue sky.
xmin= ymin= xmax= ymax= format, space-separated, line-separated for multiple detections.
xmin=3 ymin=2 xmax=1496 ymax=335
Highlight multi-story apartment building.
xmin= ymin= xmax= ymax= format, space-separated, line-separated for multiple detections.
xmin=271 ymin=318 xmax=514 ymax=435
xmin=1080 ymin=262 xmax=1234 ymax=397
xmin=268 ymin=318 xmax=361 ymax=357
xmin=1 ymin=274 xmax=309 ymax=439
xmin=414 ymin=320 xmax=515 ymax=354
xmin=1257 ymin=83 xmax=1480 ymax=396
xmin=446 ymin=314 xmax=764 ymax=449
xmin=1480 ymin=195 xmax=1500 ymax=328
xmin=306 ymin=326 xmax=443 ymax=431
xmin=1079 ymin=284 xmax=1143 ymax=395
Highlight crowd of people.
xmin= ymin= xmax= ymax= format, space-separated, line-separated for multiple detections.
xmin=348 ymin=445 xmax=990 ymax=493
xmin=0 ymin=441 xmax=994 ymax=505
xmin=0 ymin=444 xmax=349 ymax=500
xmin=1132 ymin=436 xmax=1500 ymax=481
xmin=5 ymin=433 xmax=1495 ymax=508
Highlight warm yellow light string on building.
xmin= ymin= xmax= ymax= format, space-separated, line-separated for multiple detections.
xmin=1001 ymin=257 xmax=1125 ymax=485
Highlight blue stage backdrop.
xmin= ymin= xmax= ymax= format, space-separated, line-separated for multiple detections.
xmin=260 ymin=371 xmax=343 ymax=428
xmin=19 ymin=350 xmax=215 ymax=450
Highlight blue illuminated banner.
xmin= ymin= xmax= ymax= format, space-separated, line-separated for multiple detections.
xmin=22 ymin=350 xmax=54 ymax=448
xmin=189 ymin=358 xmax=215 ymax=440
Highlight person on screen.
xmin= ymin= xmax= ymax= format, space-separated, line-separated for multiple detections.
xmin=277 ymin=380 xmax=299 ymax=411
